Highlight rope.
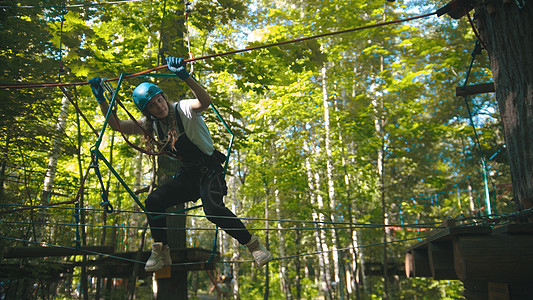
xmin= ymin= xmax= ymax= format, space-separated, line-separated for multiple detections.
xmin=74 ymin=203 xmax=81 ymax=249
xmin=1 ymin=235 xmax=146 ymax=265
xmin=0 ymin=0 xmax=144 ymax=9
xmin=59 ymin=86 xmax=99 ymax=136
xmin=0 ymin=235 xmax=423 ymax=266
xmin=0 ymin=202 xmax=439 ymax=228
xmin=465 ymin=10 xmax=488 ymax=51
xmin=0 ymin=165 xmax=92 ymax=215
xmin=185 ymin=1 xmax=194 ymax=73
xmin=57 ymin=4 xmax=67 ymax=82
xmin=454 ymin=205 xmax=533 ymax=224
xmin=90 ymin=150 xmax=114 ymax=213
xmin=0 ymin=219 xmax=438 ymax=232
xmin=0 ymin=11 xmax=437 ymax=90
xmin=223 ymin=237 xmax=424 ymax=264
xmin=110 ymin=95 xmax=180 ymax=159
xmin=460 ymin=40 xmax=494 ymax=215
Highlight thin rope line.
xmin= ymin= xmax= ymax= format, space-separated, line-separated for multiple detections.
xmin=0 ymin=0 xmax=144 ymax=9
xmin=0 ymin=11 xmax=437 ymax=90
xmin=1 ymin=235 xmax=422 ymax=266
xmin=0 ymin=220 xmax=437 ymax=232
xmin=0 ymin=203 xmax=440 ymax=228
xmin=59 ymin=86 xmax=99 ymax=136
xmin=223 ymin=237 xmax=424 ymax=264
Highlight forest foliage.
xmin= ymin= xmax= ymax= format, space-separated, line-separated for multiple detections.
xmin=0 ymin=0 xmax=512 ymax=298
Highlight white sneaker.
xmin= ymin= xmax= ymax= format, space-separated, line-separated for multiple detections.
xmin=245 ymin=236 xmax=273 ymax=267
xmin=145 ymin=242 xmax=172 ymax=272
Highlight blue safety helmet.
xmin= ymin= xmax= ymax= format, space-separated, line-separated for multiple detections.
xmin=132 ymin=82 xmax=163 ymax=111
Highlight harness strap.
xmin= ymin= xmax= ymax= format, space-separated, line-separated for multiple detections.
xmin=154 ymin=103 xmax=185 ymax=141
xmin=174 ymin=102 xmax=185 ymax=134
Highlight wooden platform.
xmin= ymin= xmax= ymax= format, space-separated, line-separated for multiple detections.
xmin=3 ymin=246 xmax=219 ymax=278
xmin=405 ymin=220 xmax=533 ymax=299
xmin=363 ymin=261 xmax=405 ymax=276
xmin=4 ymin=245 xmax=115 ymax=258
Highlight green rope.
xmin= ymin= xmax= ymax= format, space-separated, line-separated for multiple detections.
xmin=0 ymin=220 xmax=439 ymax=232
xmin=461 ymin=40 xmax=492 ymax=215
xmin=0 ymin=203 xmax=440 ymax=228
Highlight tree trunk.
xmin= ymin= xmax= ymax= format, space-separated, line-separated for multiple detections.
xmin=228 ymin=174 xmax=241 ymax=300
xmin=321 ymin=64 xmax=345 ymax=300
xmin=41 ymin=92 xmax=70 ymax=203
xmin=263 ymin=190 xmax=270 ymax=300
xmin=295 ymin=229 xmax=301 ymax=300
xmin=0 ymin=135 xmax=9 ymax=199
xmin=475 ymin=1 xmax=533 ymax=216
xmin=37 ymin=91 xmax=70 ymax=242
xmin=305 ymin=143 xmax=332 ymax=300
xmin=156 ymin=155 xmax=187 ymax=300
xmin=275 ymin=188 xmax=293 ymax=299
xmin=373 ymin=54 xmax=390 ymax=298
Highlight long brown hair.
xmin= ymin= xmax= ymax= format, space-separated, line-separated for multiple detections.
xmin=141 ymin=93 xmax=180 ymax=152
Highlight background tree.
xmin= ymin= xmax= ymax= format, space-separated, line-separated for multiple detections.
xmin=475 ymin=1 xmax=533 ymax=216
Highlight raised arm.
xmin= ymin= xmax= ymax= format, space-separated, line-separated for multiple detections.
xmin=89 ymin=77 xmax=145 ymax=134
xmin=166 ymin=57 xmax=212 ymax=113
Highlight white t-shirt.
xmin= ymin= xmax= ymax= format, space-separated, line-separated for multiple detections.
xmin=175 ymin=99 xmax=214 ymax=156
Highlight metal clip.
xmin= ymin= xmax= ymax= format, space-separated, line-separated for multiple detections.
xmin=100 ymin=78 xmax=115 ymax=103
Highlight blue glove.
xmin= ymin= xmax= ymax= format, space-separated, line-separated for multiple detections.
xmin=166 ymin=56 xmax=190 ymax=80
xmin=88 ymin=77 xmax=106 ymax=103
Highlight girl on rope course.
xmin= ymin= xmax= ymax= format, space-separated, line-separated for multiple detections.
xmin=89 ymin=57 xmax=273 ymax=272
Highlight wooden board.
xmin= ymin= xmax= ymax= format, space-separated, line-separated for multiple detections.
xmin=428 ymin=241 xmax=458 ymax=280
xmin=488 ymin=282 xmax=510 ymax=300
xmin=405 ymin=248 xmax=433 ymax=278
xmin=428 ymin=225 xmax=492 ymax=242
xmin=155 ymin=266 xmax=171 ymax=279
xmin=456 ymin=82 xmax=495 ymax=96
xmin=3 ymin=246 xmax=114 ymax=258
xmin=454 ymin=234 xmax=533 ymax=282
xmin=492 ymin=223 xmax=533 ymax=234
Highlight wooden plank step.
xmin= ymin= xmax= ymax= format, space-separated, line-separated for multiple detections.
xmin=456 ymin=82 xmax=495 ymax=96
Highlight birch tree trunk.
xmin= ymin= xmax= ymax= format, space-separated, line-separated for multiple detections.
xmin=373 ymin=54 xmax=390 ymax=299
xmin=0 ymin=135 xmax=9 ymax=199
xmin=37 ymin=91 xmax=70 ymax=242
xmin=350 ymin=54 xmax=367 ymax=297
xmin=321 ymin=64 xmax=345 ymax=299
xmin=231 ymin=206 xmax=241 ymax=300
xmin=305 ymin=141 xmax=332 ymax=300
xmin=275 ymin=188 xmax=293 ymax=299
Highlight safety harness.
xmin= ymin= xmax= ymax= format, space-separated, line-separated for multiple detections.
xmin=153 ymin=103 xmax=226 ymax=168
xmin=153 ymin=103 xmax=225 ymax=264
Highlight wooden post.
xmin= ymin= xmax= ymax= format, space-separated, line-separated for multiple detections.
xmin=428 ymin=242 xmax=457 ymax=280
xmin=154 ymin=155 xmax=187 ymax=299
xmin=406 ymin=239 xmax=432 ymax=278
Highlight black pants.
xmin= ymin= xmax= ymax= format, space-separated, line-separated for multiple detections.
xmin=145 ymin=165 xmax=252 ymax=245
